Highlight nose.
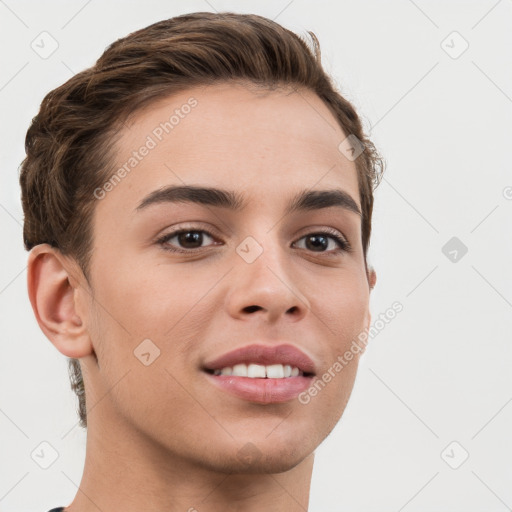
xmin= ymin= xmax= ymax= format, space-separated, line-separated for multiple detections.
xmin=224 ymin=238 xmax=310 ymax=324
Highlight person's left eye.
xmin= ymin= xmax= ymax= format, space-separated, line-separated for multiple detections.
xmin=156 ymin=227 xmax=351 ymax=255
xmin=293 ymin=230 xmax=351 ymax=254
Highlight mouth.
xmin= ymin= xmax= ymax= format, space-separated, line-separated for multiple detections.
xmin=202 ymin=344 xmax=316 ymax=404
xmin=204 ymin=363 xmax=314 ymax=378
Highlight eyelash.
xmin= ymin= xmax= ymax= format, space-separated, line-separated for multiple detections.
xmin=156 ymin=226 xmax=352 ymax=255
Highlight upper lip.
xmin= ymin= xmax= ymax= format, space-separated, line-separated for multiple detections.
xmin=203 ymin=343 xmax=316 ymax=375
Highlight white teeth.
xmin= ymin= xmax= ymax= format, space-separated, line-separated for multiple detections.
xmin=247 ymin=364 xmax=266 ymax=378
xmin=213 ymin=363 xmax=302 ymax=378
xmin=232 ymin=364 xmax=248 ymax=377
xmin=266 ymin=364 xmax=284 ymax=378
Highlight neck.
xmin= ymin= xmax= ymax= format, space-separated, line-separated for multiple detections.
xmin=64 ymin=410 xmax=314 ymax=512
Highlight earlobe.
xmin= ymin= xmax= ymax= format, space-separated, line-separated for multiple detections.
xmin=361 ymin=266 xmax=377 ymax=353
xmin=27 ymin=244 xmax=93 ymax=359
xmin=367 ymin=266 xmax=377 ymax=291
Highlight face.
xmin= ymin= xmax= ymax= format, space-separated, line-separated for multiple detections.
xmin=82 ymin=82 xmax=372 ymax=473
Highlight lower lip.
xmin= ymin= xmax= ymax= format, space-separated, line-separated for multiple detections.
xmin=204 ymin=372 xmax=314 ymax=404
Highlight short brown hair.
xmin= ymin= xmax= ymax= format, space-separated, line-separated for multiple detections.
xmin=19 ymin=11 xmax=385 ymax=429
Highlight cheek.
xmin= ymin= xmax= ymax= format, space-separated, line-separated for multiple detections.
xmin=91 ymin=262 xmax=224 ymax=382
xmin=295 ymin=270 xmax=369 ymax=419
xmin=314 ymin=271 xmax=370 ymax=345
xmin=97 ymin=261 xmax=207 ymax=336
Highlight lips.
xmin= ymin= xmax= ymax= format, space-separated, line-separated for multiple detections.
xmin=202 ymin=343 xmax=316 ymax=404
xmin=203 ymin=343 xmax=316 ymax=376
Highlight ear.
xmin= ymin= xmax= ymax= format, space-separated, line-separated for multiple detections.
xmin=27 ymin=244 xmax=93 ymax=359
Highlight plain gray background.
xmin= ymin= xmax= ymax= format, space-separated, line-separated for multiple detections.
xmin=1 ymin=1 xmax=511 ymax=511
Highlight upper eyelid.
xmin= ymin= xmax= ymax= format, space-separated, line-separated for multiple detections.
xmin=156 ymin=224 xmax=219 ymax=243
xmin=157 ymin=224 xmax=346 ymax=240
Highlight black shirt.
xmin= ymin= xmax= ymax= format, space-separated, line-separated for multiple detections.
xmin=48 ymin=508 xmax=64 ymax=512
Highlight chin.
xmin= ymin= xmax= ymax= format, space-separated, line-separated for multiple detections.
xmin=195 ymin=435 xmax=317 ymax=475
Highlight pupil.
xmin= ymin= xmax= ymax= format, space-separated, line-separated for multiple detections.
xmin=179 ymin=231 xmax=202 ymax=248
xmin=306 ymin=235 xmax=327 ymax=251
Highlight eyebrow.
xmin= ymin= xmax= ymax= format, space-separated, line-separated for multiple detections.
xmin=135 ymin=185 xmax=361 ymax=217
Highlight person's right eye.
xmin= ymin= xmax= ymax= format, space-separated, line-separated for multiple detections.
xmin=156 ymin=228 xmax=220 ymax=253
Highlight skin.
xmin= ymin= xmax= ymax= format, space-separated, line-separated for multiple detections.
xmin=27 ymin=82 xmax=376 ymax=512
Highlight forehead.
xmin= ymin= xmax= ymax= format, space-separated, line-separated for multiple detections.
xmin=95 ymin=82 xmax=360 ymax=219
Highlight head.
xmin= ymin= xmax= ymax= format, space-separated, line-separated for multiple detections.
xmin=21 ymin=12 xmax=384 ymax=472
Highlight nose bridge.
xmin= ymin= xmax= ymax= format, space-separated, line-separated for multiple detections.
xmin=227 ymin=229 xmax=310 ymax=321
xmin=236 ymin=228 xmax=287 ymax=280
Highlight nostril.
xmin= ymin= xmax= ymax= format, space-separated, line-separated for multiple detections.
xmin=244 ymin=305 xmax=262 ymax=313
